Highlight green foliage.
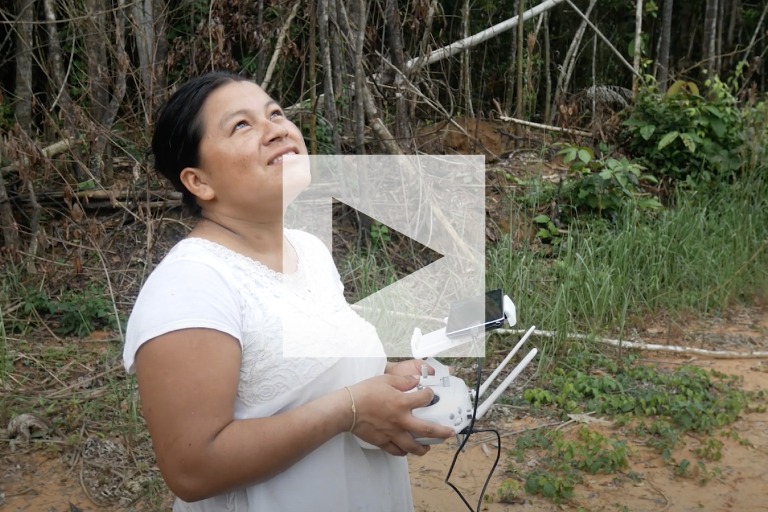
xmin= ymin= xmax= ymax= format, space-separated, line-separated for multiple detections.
xmin=532 ymin=214 xmax=562 ymax=245
xmin=487 ymin=170 xmax=768 ymax=353
xmin=523 ymin=352 xmax=751 ymax=433
xmin=523 ymin=468 xmax=577 ymax=503
xmin=508 ymin=350 xmax=762 ymax=504
xmin=369 ymin=222 xmax=391 ymax=249
xmin=555 ymin=427 xmax=630 ymax=474
xmin=558 ymin=144 xmax=662 ymax=218
xmin=494 ymin=478 xmax=524 ymax=504
xmin=622 ymin=77 xmax=759 ymax=185
xmin=15 ymin=283 xmax=122 ymax=337
xmin=695 ymin=437 xmax=724 ymax=462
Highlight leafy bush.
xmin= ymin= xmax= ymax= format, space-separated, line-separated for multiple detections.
xmin=622 ymin=78 xmax=747 ymax=185
xmin=558 ymin=145 xmax=661 ymax=218
xmin=16 ymin=283 xmax=122 ymax=337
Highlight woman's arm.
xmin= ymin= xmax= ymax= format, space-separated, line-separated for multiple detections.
xmin=136 ymin=328 xmax=452 ymax=502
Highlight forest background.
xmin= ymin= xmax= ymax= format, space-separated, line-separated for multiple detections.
xmin=2 ymin=0 xmax=768 ymax=510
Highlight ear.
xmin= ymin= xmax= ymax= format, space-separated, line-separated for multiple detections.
xmin=180 ymin=167 xmax=216 ymax=201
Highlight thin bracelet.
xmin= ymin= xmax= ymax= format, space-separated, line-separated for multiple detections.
xmin=344 ymin=386 xmax=357 ymax=433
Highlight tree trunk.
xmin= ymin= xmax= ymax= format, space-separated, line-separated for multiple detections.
xmin=43 ymin=0 xmax=75 ymax=124
xmin=504 ymin=0 xmax=519 ymax=116
xmin=632 ymin=0 xmax=643 ymax=97
xmin=543 ymin=11 xmax=551 ymax=123
xmin=704 ymin=0 xmax=718 ymax=77
xmin=317 ymin=0 xmax=341 ymax=153
xmin=384 ymin=0 xmax=413 ymax=150
xmin=515 ymin=0 xmax=525 ymax=123
xmin=152 ymin=0 xmax=169 ymax=113
xmin=85 ymin=0 xmax=110 ymax=183
xmin=255 ymin=0 xmax=267 ymax=83
xmin=725 ymin=0 xmax=739 ymax=71
xmin=89 ymin=0 xmax=129 ymax=186
xmin=657 ymin=0 xmax=673 ymax=92
xmin=131 ymin=0 xmax=155 ymax=107
xmin=43 ymin=0 xmax=81 ymax=179
xmin=353 ymin=0 xmax=367 ymax=154
xmin=459 ymin=0 xmax=473 ymax=116
xmin=13 ymin=0 xmax=34 ymax=133
xmin=308 ymin=0 xmax=318 ymax=155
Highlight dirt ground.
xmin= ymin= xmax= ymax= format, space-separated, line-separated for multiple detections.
xmin=2 ymin=308 xmax=767 ymax=512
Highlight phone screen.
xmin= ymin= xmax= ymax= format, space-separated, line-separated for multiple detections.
xmin=444 ymin=289 xmax=505 ymax=338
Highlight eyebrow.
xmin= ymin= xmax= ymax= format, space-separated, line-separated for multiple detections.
xmin=218 ymin=100 xmax=281 ymax=130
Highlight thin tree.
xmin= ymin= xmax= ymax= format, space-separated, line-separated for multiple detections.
xmin=515 ymin=0 xmax=525 ymax=122
xmin=657 ymin=0 xmax=673 ymax=93
xmin=632 ymin=0 xmax=643 ymax=97
xmin=704 ymin=0 xmax=719 ymax=77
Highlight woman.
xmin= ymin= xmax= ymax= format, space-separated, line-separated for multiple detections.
xmin=123 ymin=71 xmax=453 ymax=511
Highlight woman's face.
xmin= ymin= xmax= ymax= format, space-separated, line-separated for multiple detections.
xmin=188 ymin=80 xmax=310 ymax=218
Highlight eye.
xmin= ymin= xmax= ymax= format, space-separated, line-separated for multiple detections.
xmin=269 ymin=108 xmax=284 ymax=120
xmin=233 ymin=119 xmax=249 ymax=131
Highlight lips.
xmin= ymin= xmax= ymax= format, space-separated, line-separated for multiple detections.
xmin=268 ymin=149 xmax=298 ymax=165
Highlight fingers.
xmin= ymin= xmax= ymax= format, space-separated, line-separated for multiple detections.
xmin=388 ymin=374 xmax=419 ymax=392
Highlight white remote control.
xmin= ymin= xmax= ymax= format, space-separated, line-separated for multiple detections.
xmin=410 ymin=374 xmax=474 ymax=445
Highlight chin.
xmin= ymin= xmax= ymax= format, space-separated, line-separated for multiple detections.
xmin=281 ymin=154 xmax=312 ymax=207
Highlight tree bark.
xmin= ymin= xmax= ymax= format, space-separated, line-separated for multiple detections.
xmin=543 ymin=11 xmax=551 ymax=123
xmin=84 ymin=0 xmax=110 ymax=183
xmin=131 ymin=0 xmax=160 ymax=121
xmin=308 ymin=0 xmax=319 ymax=155
xmin=505 ymin=0 xmax=519 ymax=116
xmin=704 ymin=0 xmax=718 ymax=77
xmin=460 ymin=0 xmax=474 ymax=117
xmin=317 ymin=0 xmax=341 ymax=153
xmin=13 ymin=0 xmax=34 ymax=133
xmin=43 ymin=0 xmax=75 ymax=127
xmin=725 ymin=0 xmax=739 ymax=71
xmin=384 ymin=0 xmax=414 ymax=150
xmin=353 ymin=0 xmax=367 ymax=154
xmin=632 ymin=0 xmax=643 ymax=97
xmin=515 ymin=0 xmax=525 ymax=122
xmin=657 ymin=0 xmax=673 ymax=93
xmin=89 ymin=0 xmax=130 ymax=186
xmin=260 ymin=0 xmax=301 ymax=92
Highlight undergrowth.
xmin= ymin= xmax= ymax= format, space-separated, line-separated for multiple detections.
xmin=496 ymin=350 xmax=764 ymax=504
xmin=487 ymin=169 xmax=768 ymax=360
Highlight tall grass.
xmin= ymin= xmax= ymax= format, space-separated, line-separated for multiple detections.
xmin=487 ymin=171 xmax=768 ymax=358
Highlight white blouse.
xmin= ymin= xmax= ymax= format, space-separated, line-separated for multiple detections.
xmin=124 ymin=230 xmax=413 ymax=512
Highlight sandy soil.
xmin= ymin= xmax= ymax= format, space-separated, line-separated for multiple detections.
xmin=411 ymin=356 xmax=768 ymax=512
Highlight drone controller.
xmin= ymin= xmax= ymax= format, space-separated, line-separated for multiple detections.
xmin=408 ymin=291 xmax=538 ymax=445
xmin=408 ymin=370 xmax=475 ymax=445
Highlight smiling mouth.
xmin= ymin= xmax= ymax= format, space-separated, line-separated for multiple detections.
xmin=268 ymin=151 xmax=297 ymax=165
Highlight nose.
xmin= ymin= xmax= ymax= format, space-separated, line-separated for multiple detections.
xmin=263 ymin=119 xmax=289 ymax=144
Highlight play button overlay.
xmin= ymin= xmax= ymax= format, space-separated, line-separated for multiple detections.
xmin=283 ymin=155 xmax=485 ymax=357
xmin=330 ymin=198 xmax=445 ymax=302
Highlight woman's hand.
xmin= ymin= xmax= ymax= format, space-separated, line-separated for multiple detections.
xmin=385 ymin=359 xmax=433 ymax=377
xmin=347 ymin=374 xmax=454 ymax=457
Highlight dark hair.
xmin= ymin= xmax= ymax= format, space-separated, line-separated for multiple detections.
xmin=151 ymin=72 xmax=249 ymax=215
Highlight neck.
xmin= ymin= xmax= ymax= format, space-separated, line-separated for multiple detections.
xmin=195 ymin=214 xmax=285 ymax=256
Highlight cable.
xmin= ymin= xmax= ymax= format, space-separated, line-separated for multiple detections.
xmin=444 ymin=357 xmax=502 ymax=512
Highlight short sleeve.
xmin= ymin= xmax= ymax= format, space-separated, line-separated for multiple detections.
xmin=123 ymin=256 xmax=243 ymax=374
